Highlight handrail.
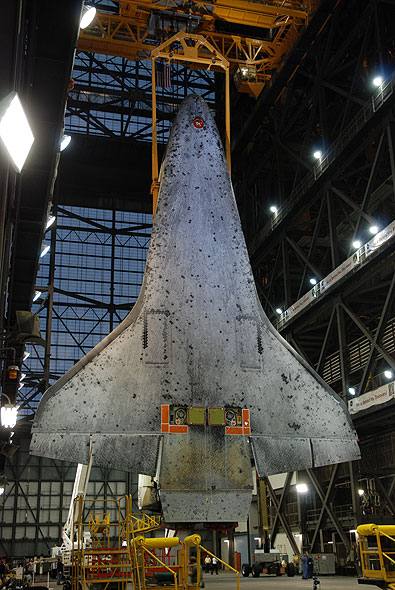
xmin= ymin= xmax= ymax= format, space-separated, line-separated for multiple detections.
xmin=141 ymin=546 xmax=178 ymax=590
xmin=252 ymin=71 xmax=395 ymax=254
xmin=200 ymin=545 xmax=240 ymax=590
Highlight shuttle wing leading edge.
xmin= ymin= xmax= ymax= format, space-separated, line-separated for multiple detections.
xmin=31 ymin=95 xmax=359 ymax=522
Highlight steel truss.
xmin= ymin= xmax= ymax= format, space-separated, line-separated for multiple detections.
xmin=66 ymin=51 xmax=216 ymax=141
xmin=237 ymin=0 xmax=395 ymax=561
xmin=18 ymin=202 xmax=151 ymax=417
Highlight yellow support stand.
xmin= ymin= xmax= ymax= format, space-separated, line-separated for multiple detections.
xmin=358 ymin=523 xmax=395 ymax=589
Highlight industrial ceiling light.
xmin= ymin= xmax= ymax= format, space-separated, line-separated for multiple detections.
xmin=313 ymin=150 xmax=322 ymax=159
xmin=348 ymin=387 xmax=356 ymax=396
xmin=0 ymin=394 xmax=19 ymax=429
xmin=270 ymin=205 xmax=278 ymax=214
xmin=20 ymin=373 xmax=26 ymax=381
xmin=358 ymin=489 xmax=365 ymax=496
xmin=296 ymin=483 xmax=308 ymax=493
xmin=33 ymin=290 xmax=41 ymax=302
xmin=80 ymin=5 xmax=96 ymax=29
xmin=23 ymin=351 xmax=30 ymax=360
xmin=369 ymin=225 xmax=379 ymax=235
xmin=384 ymin=370 xmax=394 ymax=380
xmin=373 ymin=75 xmax=383 ymax=87
xmin=275 ymin=308 xmax=282 ymax=315
xmin=353 ymin=240 xmax=361 ymax=249
xmin=60 ymin=134 xmax=71 ymax=151
xmin=46 ymin=216 xmax=56 ymax=230
xmin=18 ymin=383 xmax=24 ymax=390
xmin=40 ymin=244 xmax=50 ymax=258
xmin=309 ymin=278 xmax=317 ymax=286
xmin=0 ymin=91 xmax=35 ymax=172
xmin=0 ymin=474 xmax=7 ymax=496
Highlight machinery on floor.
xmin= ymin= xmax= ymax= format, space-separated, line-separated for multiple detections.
xmin=71 ymin=494 xmax=239 ymax=590
xmin=358 ymin=524 xmax=395 ymax=589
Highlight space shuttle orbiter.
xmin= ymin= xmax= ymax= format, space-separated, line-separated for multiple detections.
xmin=30 ymin=95 xmax=359 ymax=523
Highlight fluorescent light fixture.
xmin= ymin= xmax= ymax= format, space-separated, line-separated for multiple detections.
xmin=384 ymin=370 xmax=394 ymax=379
xmin=373 ymin=76 xmax=383 ymax=87
xmin=348 ymin=387 xmax=356 ymax=396
xmin=296 ymin=483 xmax=308 ymax=494
xmin=23 ymin=351 xmax=30 ymax=360
xmin=1 ymin=404 xmax=19 ymax=428
xmin=276 ymin=308 xmax=282 ymax=315
xmin=270 ymin=205 xmax=278 ymax=214
xmin=46 ymin=216 xmax=56 ymax=230
xmin=327 ymin=541 xmax=334 ymax=544
xmin=353 ymin=240 xmax=361 ymax=249
xmin=358 ymin=489 xmax=365 ymax=496
xmin=369 ymin=225 xmax=379 ymax=235
xmin=309 ymin=278 xmax=317 ymax=286
xmin=80 ymin=5 xmax=96 ymax=29
xmin=313 ymin=150 xmax=322 ymax=159
xmin=33 ymin=290 xmax=41 ymax=302
xmin=18 ymin=383 xmax=24 ymax=390
xmin=40 ymin=244 xmax=50 ymax=258
xmin=20 ymin=373 xmax=26 ymax=381
xmin=0 ymin=92 xmax=35 ymax=172
xmin=60 ymin=134 xmax=71 ymax=152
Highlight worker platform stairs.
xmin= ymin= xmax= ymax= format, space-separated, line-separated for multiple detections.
xmin=71 ymin=494 xmax=240 ymax=590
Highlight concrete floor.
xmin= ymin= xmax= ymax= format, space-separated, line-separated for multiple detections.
xmin=201 ymin=572 xmax=361 ymax=589
xmin=34 ymin=573 xmax=362 ymax=590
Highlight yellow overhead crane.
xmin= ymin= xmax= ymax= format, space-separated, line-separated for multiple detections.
xmin=77 ymin=1 xmax=317 ymax=216
xmin=78 ymin=0 xmax=317 ymax=91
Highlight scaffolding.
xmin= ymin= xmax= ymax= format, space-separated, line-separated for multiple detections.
xmin=358 ymin=524 xmax=395 ymax=589
xmin=71 ymin=494 xmax=239 ymax=590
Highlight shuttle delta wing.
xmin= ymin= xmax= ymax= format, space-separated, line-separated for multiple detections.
xmin=31 ymin=95 xmax=359 ymax=522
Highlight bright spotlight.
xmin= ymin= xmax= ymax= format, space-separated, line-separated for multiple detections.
xmin=1 ymin=404 xmax=19 ymax=428
xmin=33 ymin=290 xmax=41 ymax=302
xmin=358 ymin=489 xmax=365 ymax=496
xmin=309 ymin=278 xmax=317 ymax=286
xmin=384 ymin=370 xmax=394 ymax=380
xmin=60 ymin=134 xmax=71 ymax=152
xmin=369 ymin=225 xmax=379 ymax=235
xmin=313 ymin=150 xmax=322 ymax=159
xmin=296 ymin=483 xmax=308 ymax=494
xmin=353 ymin=240 xmax=361 ymax=249
xmin=373 ymin=76 xmax=383 ymax=87
xmin=46 ymin=216 xmax=56 ymax=230
xmin=23 ymin=351 xmax=30 ymax=361
xmin=80 ymin=5 xmax=96 ymax=29
xmin=275 ymin=308 xmax=282 ymax=315
xmin=270 ymin=205 xmax=278 ymax=214
xmin=40 ymin=244 xmax=50 ymax=258
xmin=348 ymin=387 xmax=356 ymax=396
xmin=0 ymin=91 xmax=35 ymax=172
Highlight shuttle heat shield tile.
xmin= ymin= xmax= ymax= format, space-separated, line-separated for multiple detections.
xmin=31 ymin=432 xmax=161 ymax=475
xmin=30 ymin=94 xmax=360 ymax=523
xmin=311 ymin=437 xmax=360 ymax=467
xmin=251 ymin=436 xmax=312 ymax=476
xmin=160 ymin=490 xmax=253 ymax=523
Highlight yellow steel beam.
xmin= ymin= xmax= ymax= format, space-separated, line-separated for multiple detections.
xmin=119 ymin=0 xmax=313 ymax=28
xmin=78 ymin=11 xmax=303 ymax=78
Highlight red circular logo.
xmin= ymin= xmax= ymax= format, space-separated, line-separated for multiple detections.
xmin=193 ymin=117 xmax=205 ymax=129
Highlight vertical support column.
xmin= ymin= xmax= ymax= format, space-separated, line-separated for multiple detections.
xmin=282 ymin=239 xmax=291 ymax=309
xmin=43 ymin=201 xmax=57 ymax=388
xmin=336 ymin=300 xmax=349 ymax=399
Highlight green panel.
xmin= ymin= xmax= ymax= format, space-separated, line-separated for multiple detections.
xmin=208 ymin=407 xmax=225 ymax=426
xmin=188 ymin=406 xmax=205 ymax=425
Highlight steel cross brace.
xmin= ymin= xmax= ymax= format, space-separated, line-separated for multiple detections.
xmin=306 ymin=468 xmax=351 ymax=551
xmin=269 ymin=471 xmax=293 ymax=547
xmin=265 ymin=475 xmax=300 ymax=556
xmin=309 ymin=463 xmax=339 ymax=553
